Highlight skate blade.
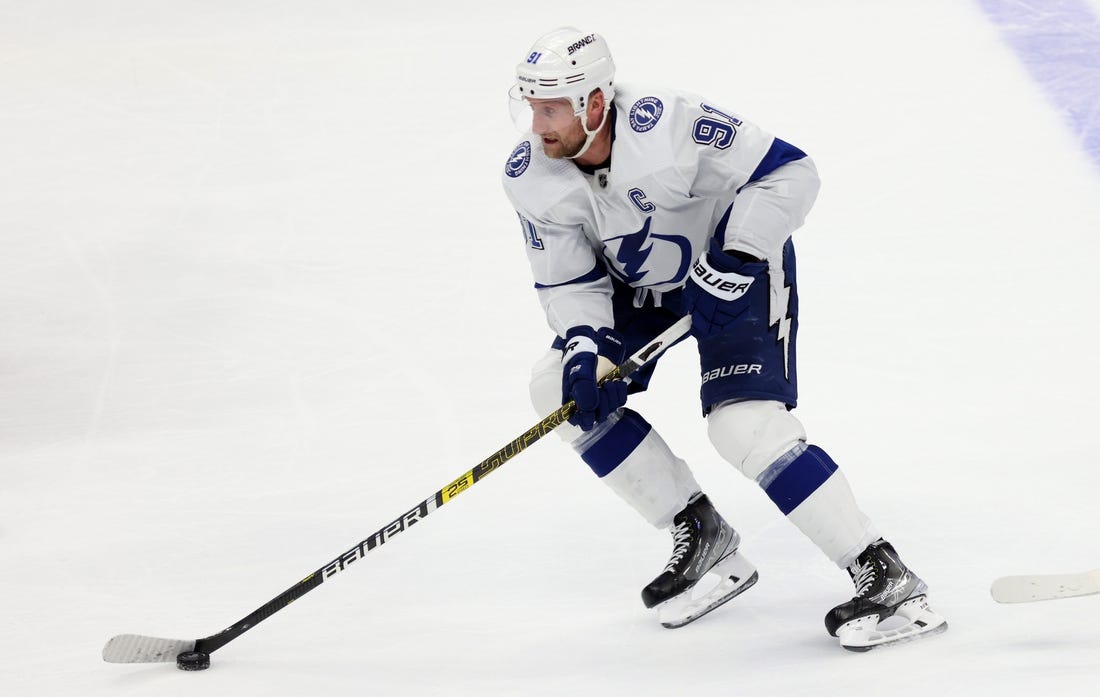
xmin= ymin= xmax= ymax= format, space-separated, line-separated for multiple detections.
xmin=657 ymin=553 xmax=759 ymax=629
xmin=837 ymin=595 xmax=948 ymax=652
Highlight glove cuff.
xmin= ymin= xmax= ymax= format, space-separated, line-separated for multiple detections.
xmin=564 ymin=326 xmax=625 ymax=366
xmin=691 ymin=252 xmax=758 ymax=302
xmin=595 ymin=327 xmax=626 ymax=363
xmin=563 ymin=326 xmax=598 ymax=363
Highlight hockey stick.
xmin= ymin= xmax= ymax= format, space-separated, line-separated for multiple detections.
xmin=990 ymin=569 xmax=1100 ymax=603
xmin=103 ymin=315 xmax=692 ymax=668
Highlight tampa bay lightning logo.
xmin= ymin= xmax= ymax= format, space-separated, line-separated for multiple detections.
xmin=604 ymin=217 xmax=692 ymax=286
xmin=505 ymin=141 xmax=531 ymax=178
xmin=629 ymin=97 xmax=664 ymax=133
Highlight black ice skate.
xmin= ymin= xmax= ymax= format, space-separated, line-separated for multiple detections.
xmin=825 ymin=539 xmax=947 ymax=651
xmin=641 ymin=494 xmax=758 ymax=628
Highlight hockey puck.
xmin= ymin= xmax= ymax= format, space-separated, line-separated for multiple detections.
xmin=176 ymin=651 xmax=211 ymax=671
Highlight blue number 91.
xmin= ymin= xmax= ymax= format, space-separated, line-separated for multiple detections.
xmin=692 ymin=117 xmax=736 ymax=149
xmin=692 ymin=104 xmax=741 ymax=150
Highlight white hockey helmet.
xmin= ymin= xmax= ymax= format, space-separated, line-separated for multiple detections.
xmin=509 ymin=28 xmax=616 ymax=159
xmin=512 ymin=27 xmax=616 ymax=114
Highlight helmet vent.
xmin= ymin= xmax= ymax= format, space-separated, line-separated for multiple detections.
xmin=531 ymin=73 xmax=588 ymax=88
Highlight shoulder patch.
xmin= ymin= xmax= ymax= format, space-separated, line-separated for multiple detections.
xmin=629 ymin=97 xmax=664 ymax=133
xmin=505 ymin=141 xmax=532 ymax=178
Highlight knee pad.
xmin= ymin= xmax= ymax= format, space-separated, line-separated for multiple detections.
xmin=707 ymin=400 xmax=807 ymax=480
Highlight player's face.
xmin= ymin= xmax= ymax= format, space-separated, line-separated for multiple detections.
xmin=527 ymin=98 xmax=586 ymax=159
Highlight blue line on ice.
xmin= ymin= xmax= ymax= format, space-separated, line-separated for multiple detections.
xmin=979 ymin=0 xmax=1100 ymax=168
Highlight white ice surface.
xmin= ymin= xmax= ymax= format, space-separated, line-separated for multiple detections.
xmin=2 ymin=1 xmax=1099 ymax=695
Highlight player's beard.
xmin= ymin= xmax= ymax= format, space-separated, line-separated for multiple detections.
xmin=540 ymin=122 xmax=587 ymax=159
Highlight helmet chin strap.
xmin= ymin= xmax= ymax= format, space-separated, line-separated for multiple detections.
xmin=565 ymin=104 xmax=610 ymax=161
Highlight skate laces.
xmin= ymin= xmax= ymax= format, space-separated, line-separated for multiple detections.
xmin=664 ymin=522 xmax=693 ymax=573
xmin=849 ymin=558 xmax=878 ymax=598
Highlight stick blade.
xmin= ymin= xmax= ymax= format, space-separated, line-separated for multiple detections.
xmin=102 ymin=634 xmax=197 ymax=663
xmin=991 ymin=570 xmax=1100 ymax=604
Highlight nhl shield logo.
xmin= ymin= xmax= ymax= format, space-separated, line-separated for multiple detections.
xmin=629 ymin=97 xmax=664 ymax=133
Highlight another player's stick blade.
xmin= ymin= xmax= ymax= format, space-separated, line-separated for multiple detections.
xmin=990 ymin=570 xmax=1100 ymax=604
xmin=102 ymin=634 xmax=197 ymax=663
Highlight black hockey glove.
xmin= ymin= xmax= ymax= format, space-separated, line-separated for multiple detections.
xmin=561 ymin=326 xmax=627 ymax=431
xmin=681 ymin=241 xmax=769 ymax=339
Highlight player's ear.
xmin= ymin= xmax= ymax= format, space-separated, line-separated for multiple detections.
xmin=589 ymin=88 xmax=605 ymax=114
xmin=587 ymin=89 xmax=606 ymax=127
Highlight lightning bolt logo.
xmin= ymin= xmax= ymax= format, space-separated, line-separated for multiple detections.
xmin=604 ymin=217 xmax=694 ymax=287
xmin=505 ymin=141 xmax=531 ymax=178
xmin=769 ymin=266 xmax=794 ymax=380
xmin=606 ymin=217 xmax=654 ymax=285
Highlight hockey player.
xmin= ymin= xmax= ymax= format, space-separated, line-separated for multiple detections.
xmin=502 ymin=27 xmax=947 ymax=650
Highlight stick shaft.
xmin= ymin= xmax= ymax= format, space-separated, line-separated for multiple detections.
xmin=193 ymin=315 xmax=691 ymax=655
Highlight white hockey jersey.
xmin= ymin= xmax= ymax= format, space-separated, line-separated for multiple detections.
xmin=502 ymin=84 xmax=820 ymax=336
